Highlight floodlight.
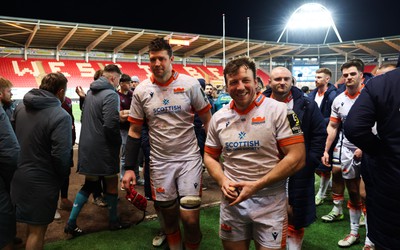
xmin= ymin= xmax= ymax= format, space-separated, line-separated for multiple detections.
xmin=277 ymin=3 xmax=342 ymax=44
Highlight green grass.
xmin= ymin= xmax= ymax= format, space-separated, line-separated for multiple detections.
xmin=44 ymin=175 xmax=366 ymax=249
xmin=72 ymin=102 xmax=81 ymax=123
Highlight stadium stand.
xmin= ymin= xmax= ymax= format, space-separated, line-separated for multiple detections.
xmin=0 ymin=57 xmax=270 ymax=99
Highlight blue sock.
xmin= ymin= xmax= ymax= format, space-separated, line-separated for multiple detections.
xmin=104 ymin=193 xmax=118 ymax=222
xmin=68 ymin=190 xmax=88 ymax=225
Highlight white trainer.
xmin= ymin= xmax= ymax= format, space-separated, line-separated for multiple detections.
xmin=338 ymin=233 xmax=360 ymax=247
xmin=152 ymin=231 xmax=167 ymax=247
xmin=54 ymin=210 xmax=61 ymax=220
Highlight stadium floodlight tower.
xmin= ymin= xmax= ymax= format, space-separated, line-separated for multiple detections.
xmin=277 ymin=3 xmax=342 ymax=44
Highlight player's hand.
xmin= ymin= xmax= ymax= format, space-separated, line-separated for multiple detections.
xmin=227 ymin=181 xmax=257 ymax=206
xmin=120 ymin=110 xmax=129 ymax=122
xmin=353 ymin=148 xmax=362 ymax=160
xmin=75 ymin=86 xmax=86 ymax=98
xmin=321 ymin=151 xmax=331 ymax=167
xmin=221 ymin=181 xmax=239 ymax=204
xmin=122 ymin=170 xmax=137 ymax=189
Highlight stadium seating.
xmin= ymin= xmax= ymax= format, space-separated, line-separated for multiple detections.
xmin=0 ymin=57 xmax=270 ymax=99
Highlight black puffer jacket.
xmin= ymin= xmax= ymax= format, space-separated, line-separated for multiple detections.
xmin=264 ymin=86 xmax=327 ymax=229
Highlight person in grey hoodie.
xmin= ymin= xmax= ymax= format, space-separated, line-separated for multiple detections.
xmin=65 ymin=64 xmax=129 ymax=237
xmin=10 ymin=72 xmax=71 ymax=250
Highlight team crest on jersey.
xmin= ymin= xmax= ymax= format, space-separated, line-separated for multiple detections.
xmin=287 ymin=110 xmax=302 ymax=135
xmin=173 ymin=87 xmax=185 ymax=93
xmin=251 ymin=116 xmax=265 ymax=125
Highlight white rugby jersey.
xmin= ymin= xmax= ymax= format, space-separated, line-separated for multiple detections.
xmin=330 ymin=87 xmax=363 ymax=148
xmin=205 ymin=93 xmax=304 ymax=190
xmin=128 ymin=70 xmax=211 ymax=162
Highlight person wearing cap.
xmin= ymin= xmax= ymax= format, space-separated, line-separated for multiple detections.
xmin=118 ymin=74 xmax=144 ymax=187
xmin=131 ymin=75 xmax=140 ymax=90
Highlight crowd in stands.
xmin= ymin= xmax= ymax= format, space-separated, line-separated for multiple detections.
xmin=1 ymin=35 xmax=400 ymax=250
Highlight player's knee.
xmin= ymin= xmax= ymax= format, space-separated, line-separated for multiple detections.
xmin=179 ymin=196 xmax=201 ymax=210
xmin=154 ymin=199 xmax=177 ymax=209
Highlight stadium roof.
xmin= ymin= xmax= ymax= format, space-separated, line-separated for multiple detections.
xmin=1 ymin=15 xmax=399 ymax=64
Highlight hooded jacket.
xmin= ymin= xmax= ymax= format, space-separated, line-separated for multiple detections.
xmin=0 ymin=105 xmax=19 ymax=191
xmin=12 ymin=89 xmax=71 ymax=180
xmin=78 ymin=77 xmax=122 ymax=175
xmin=10 ymin=88 xmax=72 ymax=224
xmin=263 ymin=86 xmax=327 ymax=228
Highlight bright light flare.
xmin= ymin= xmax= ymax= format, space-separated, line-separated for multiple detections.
xmin=287 ymin=3 xmax=333 ymax=29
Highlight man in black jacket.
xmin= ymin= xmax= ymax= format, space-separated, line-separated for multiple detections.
xmin=344 ymin=65 xmax=400 ymax=250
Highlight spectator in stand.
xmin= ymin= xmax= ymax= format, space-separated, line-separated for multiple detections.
xmin=204 ymin=57 xmax=305 ymax=250
xmin=130 ymin=75 xmax=140 ymax=90
xmin=321 ymin=60 xmax=366 ymax=247
xmin=74 ymin=69 xmax=107 ymax=208
xmin=65 ymin=64 xmax=130 ymax=237
xmin=214 ymin=88 xmax=232 ymax=112
xmin=256 ymin=76 xmax=265 ymax=92
xmin=263 ymin=66 xmax=326 ymax=249
xmin=344 ymin=60 xmax=400 ymax=250
xmin=54 ymin=96 xmax=76 ymax=220
xmin=118 ymin=74 xmax=144 ymax=187
xmin=11 ymin=72 xmax=72 ymax=249
xmin=0 ymin=77 xmax=20 ymax=250
xmin=300 ymin=86 xmax=309 ymax=94
xmin=308 ymin=68 xmax=338 ymax=206
xmin=122 ymin=38 xmax=211 ymax=249
xmin=204 ymin=83 xmax=216 ymax=115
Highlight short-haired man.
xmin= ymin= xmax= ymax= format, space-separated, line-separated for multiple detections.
xmin=0 ymin=77 xmax=20 ymax=250
xmin=264 ymin=66 xmax=326 ymax=249
xmin=65 ymin=64 xmax=130 ymax=236
xmin=11 ymin=73 xmax=72 ymax=249
xmin=122 ymin=38 xmax=211 ymax=249
xmin=321 ymin=60 xmax=365 ymax=247
xmin=308 ymin=68 xmax=338 ymax=206
xmin=204 ymin=57 xmax=306 ymax=249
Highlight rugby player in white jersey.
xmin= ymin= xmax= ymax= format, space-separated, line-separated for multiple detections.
xmin=321 ymin=60 xmax=366 ymax=248
xmin=204 ymin=57 xmax=306 ymax=250
xmin=122 ymin=38 xmax=211 ymax=250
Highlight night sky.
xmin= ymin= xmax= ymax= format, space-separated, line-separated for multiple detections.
xmin=2 ymin=0 xmax=398 ymax=43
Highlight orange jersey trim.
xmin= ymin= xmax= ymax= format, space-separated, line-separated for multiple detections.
xmin=278 ymin=135 xmax=304 ymax=147
xmin=230 ymin=93 xmax=265 ymax=115
xmin=127 ymin=116 xmax=144 ymax=125
xmin=204 ymin=145 xmax=222 ymax=158
xmin=329 ymin=116 xmax=341 ymax=123
xmin=196 ymin=103 xmax=212 ymax=115
xmin=150 ymin=69 xmax=179 ymax=87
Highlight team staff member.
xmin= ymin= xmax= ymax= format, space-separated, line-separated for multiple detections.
xmin=344 ymin=65 xmax=400 ymax=250
xmin=11 ymin=73 xmax=71 ymax=249
xmin=0 ymin=77 xmax=20 ymax=250
xmin=65 ymin=64 xmax=129 ymax=237
xmin=204 ymin=57 xmax=305 ymax=250
xmin=122 ymin=38 xmax=211 ymax=250
xmin=264 ymin=67 xmax=326 ymax=249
